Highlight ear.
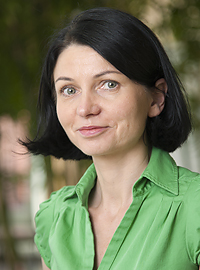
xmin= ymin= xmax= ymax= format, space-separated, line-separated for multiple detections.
xmin=148 ymin=78 xmax=168 ymax=118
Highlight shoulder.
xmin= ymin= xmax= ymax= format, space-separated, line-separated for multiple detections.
xmin=34 ymin=185 xmax=77 ymax=268
xmin=35 ymin=162 xmax=96 ymax=224
xmin=178 ymin=166 xmax=200 ymax=198
xmin=35 ymin=185 xmax=77 ymax=221
xmin=177 ymin=167 xmax=200 ymax=233
xmin=177 ymin=168 xmax=200 ymax=265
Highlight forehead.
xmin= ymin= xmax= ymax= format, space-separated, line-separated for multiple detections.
xmin=53 ymin=44 xmax=119 ymax=78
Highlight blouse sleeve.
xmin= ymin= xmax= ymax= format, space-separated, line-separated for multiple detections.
xmin=185 ymin=175 xmax=200 ymax=266
xmin=34 ymin=189 xmax=62 ymax=268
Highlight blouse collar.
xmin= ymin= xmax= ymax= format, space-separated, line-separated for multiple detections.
xmin=74 ymin=147 xmax=179 ymax=206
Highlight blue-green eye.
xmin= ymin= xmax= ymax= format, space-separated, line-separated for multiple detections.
xmin=63 ymin=87 xmax=76 ymax=95
xmin=105 ymin=81 xmax=118 ymax=89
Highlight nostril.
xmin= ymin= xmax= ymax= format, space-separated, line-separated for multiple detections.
xmin=77 ymin=104 xmax=101 ymax=117
xmin=90 ymin=104 xmax=101 ymax=115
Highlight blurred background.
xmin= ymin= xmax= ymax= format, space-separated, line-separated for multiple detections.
xmin=0 ymin=0 xmax=200 ymax=269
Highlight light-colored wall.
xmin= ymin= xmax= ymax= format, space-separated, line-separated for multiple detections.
xmin=171 ymin=130 xmax=200 ymax=173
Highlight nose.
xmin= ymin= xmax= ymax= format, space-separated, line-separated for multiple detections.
xmin=76 ymin=92 xmax=101 ymax=118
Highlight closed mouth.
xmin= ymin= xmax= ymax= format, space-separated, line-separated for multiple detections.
xmin=78 ymin=126 xmax=109 ymax=136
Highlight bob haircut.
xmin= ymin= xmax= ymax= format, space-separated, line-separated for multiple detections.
xmin=22 ymin=7 xmax=192 ymax=160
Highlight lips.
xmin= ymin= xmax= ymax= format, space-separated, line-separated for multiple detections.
xmin=78 ymin=126 xmax=108 ymax=137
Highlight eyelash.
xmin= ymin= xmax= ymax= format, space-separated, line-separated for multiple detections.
xmin=102 ymin=80 xmax=118 ymax=90
xmin=60 ymin=86 xmax=77 ymax=96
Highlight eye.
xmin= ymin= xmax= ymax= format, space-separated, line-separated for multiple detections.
xmin=104 ymin=81 xmax=118 ymax=89
xmin=62 ymin=87 xmax=77 ymax=96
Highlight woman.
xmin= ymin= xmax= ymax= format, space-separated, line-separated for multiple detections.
xmin=23 ymin=7 xmax=200 ymax=270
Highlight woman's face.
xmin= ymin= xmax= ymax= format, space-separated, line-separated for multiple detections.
xmin=53 ymin=44 xmax=154 ymax=158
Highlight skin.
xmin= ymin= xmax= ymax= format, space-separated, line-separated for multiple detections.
xmin=54 ymin=45 xmax=164 ymax=159
xmin=43 ymin=44 xmax=168 ymax=270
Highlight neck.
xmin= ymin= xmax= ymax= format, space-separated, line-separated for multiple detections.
xmin=90 ymin=144 xmax=150 ymax=211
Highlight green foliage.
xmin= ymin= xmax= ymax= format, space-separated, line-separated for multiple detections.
xmin=170 ymin=0 xmax=200 ymax=60
xmin=151 ymin=0 xmax=200 ymax=127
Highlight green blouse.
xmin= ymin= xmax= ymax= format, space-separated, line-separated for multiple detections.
xmin=35 ymin=147 xmax=200 ymax=269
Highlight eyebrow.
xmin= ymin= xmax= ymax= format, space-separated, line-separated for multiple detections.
xmin=94 ymin=70 xmax=121 ymax=78
xmin=55 ymin=70 xmax=121 ymax=83
xmin=55 ymin=77 xmax=73 ymax=83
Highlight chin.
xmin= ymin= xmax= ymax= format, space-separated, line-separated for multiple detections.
xmin=79 ymin=149 xmax=103 ymax=157
xmin=76 ymin=144 xmax=110 ymax=158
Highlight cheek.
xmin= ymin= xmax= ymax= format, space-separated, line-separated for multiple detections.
xmin=116 ymin=100 xmax=148 ymax=135
xmin=56 ymin=102 xmax=72 ymax=131
xmin=56 ymin=103 xmax=63 ymax=125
